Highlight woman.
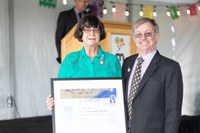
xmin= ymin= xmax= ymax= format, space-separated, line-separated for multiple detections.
xmin=47 ymin=14 xmax=121 ymax=111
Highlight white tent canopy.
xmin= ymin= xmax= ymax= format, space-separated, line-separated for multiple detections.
xmin=133 ymin=0 xmax=199 ymax=4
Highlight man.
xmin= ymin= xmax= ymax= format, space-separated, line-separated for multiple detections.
xmin=55 ymin=0 xmax=91 ymax=63
xmin=122 ymin=17 xmax=183 ymax=133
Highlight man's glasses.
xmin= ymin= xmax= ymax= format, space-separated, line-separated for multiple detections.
xmin=83 ymin=28 xmax=100 ymax=34
xmin=134 ymin=31 xmax=154 ymax=39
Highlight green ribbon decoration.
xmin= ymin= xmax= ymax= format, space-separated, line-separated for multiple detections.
xmin=39 ymin=0 xmax=57 ymax=9
xmin=169 ymin=6 xmax=179 ymax=20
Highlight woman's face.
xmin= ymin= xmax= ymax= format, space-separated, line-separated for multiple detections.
xmin=82 ymin=27 xmax=100 ymax=47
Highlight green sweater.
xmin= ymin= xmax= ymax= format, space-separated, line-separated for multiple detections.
xmin=58 ymin=46 xmax=122 ymax=78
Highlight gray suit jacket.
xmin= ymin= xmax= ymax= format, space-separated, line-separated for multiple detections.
xmin=122 ymin=50 xmax=183 ymax=133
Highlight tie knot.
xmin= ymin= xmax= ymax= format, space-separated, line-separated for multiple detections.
xmin=137 ymin=57 xmax=144 ymax=64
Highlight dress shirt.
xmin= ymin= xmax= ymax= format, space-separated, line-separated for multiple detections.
xmin=127 ymin=49 xmax=157 ymax=99
xmin=74 ymin=8 xmax=82 ymax=20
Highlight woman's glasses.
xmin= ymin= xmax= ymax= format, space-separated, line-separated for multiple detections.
xmin=83 ymin=28 xmax=100 ymax=34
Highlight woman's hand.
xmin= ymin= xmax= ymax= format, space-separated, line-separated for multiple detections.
xmin=46 ymin=95 xmax=54 ymax=111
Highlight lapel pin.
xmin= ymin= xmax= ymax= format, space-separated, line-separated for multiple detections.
xmin=127 ymin=66 xmax=130 ymax=72
xmin=100 ymin=54 xmax=104 ymax=64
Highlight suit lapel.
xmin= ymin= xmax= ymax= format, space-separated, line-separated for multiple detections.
xmin=126 ymin=56 xmax=137 ymax=82
xmin=124 ymin=55 xmax=137 ymax=103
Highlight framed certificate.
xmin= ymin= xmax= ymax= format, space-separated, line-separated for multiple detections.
xmin=51 ymin=78 xmax=127 ymax=133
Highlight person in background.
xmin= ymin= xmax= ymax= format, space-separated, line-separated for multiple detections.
xmin=47 ymin=14 xmax=121 ymax=111
xmin=56 ymin=0 xmax=91 ymax=63
xmin=122 ymin=17 xmax=183 ymax=133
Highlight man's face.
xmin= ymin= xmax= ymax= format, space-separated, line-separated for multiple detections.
xmin=133 ymin=22 xmax=159 ymax=54
xmin=75 ymin=0 xmax=90 ymax=12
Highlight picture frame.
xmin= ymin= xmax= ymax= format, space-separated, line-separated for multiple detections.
xmin=51 ymin=78 xmax=127 ymax=133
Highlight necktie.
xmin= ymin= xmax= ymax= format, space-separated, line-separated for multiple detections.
xmin=128 ymin=57 xmax=144 ymax=120
xmin=78 ymin=12 xmax=82 ymax=19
